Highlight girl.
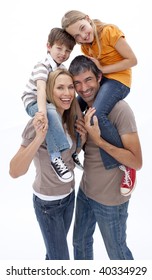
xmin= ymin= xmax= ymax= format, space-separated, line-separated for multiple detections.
xmin=61 ymin=10 xmax=137 ymax=196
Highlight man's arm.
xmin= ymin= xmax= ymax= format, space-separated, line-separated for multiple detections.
xmin=9 ymin=112 xmax=47 ymax=178
xmin=84 ymin=108 xmax=142 ymax=170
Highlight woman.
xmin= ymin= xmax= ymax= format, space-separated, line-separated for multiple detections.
xmin=9 ymin=68 xmax=86 ymax=260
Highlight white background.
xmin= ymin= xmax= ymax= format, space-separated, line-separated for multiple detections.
xmin=0 ymin=0 xmax=152 ymax=260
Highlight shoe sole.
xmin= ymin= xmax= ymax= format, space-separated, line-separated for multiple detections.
xmin=51 ymin=166 xmax=74 ymax=183
xmin=121 ymin=180 xmax=137 ymax=196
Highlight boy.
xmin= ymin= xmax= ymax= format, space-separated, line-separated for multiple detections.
xmin=22 ymin=28 xmax=83 ymax=183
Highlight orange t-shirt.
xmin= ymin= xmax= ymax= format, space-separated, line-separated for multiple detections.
xmin=81 ymin=24 xmax=131 ymax=88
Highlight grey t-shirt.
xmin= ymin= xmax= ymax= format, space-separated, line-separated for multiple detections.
xmin=21 ymin=119 xmax=76 ymax=196
xmin=80 ymin=100 xmax=137 ymax=206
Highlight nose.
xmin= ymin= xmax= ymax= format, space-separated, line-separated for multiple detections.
xmin=61 ymin=50 xmax=66 ymax=57
xmin=64 ymin=87 xmax=72 ymax=95
xmin=81 ymin=31 xmax=87 ymax=40
xmin=80 ymin=82 xmax=88 ymax=92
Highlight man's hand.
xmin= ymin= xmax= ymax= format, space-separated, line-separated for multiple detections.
xmin=84 ymin=107 xmax=101 ymax=146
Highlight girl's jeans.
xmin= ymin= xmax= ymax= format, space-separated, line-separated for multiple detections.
xmin=33 ymin=190 xmax=75 ymax=260
xmin=78 ymin=77 xmax=130 ymax=169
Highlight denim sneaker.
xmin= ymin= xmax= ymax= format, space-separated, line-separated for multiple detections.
xmin=119 ymin=165 xmax=136 ymax=196
xmin=72 ymin=152 xmax=83 ymax=170
xmin=51 ymin=157 xmax=73 ymax=183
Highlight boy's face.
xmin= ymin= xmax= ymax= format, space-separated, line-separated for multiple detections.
xmin=47 ymin=43 xmax=72 ymax=64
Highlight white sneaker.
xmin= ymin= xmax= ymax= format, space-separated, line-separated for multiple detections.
xmin=51 ymin=157 xmax=73 ymax=183
xmin=72 ymin=152 xmax=83 ymax=170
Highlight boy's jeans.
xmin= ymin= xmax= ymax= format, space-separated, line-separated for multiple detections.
xmin=73 ymin=188 xmax=133 ymax=260
xmin=33 ymin=190 xmax=75 ymax=260
xmin=26 ymin=102 xmax=70 ymax=155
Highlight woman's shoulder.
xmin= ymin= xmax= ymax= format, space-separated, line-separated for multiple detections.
xmin=22 ymin=118 xmax=36 ymax=140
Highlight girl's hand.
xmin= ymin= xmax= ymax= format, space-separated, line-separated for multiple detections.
xmin=86 ymin=56 xmax=103 ymax=71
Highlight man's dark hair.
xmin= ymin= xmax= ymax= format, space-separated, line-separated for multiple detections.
xmin=69 ymin=55 xmax=102 ymax=79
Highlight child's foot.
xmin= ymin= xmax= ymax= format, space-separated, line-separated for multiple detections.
xmin=51 ymin=157 xmax=73 ymax=183
xmin=119 ymin=165 xmax=136 ymax=196
xmin=72 ymin=152 xmax=83 ymax=170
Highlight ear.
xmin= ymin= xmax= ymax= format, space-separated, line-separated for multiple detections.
xmin=47 ymin=42 xmax=51 ymax=51
xmin=98 ymin=73 xmax=102 ymax=83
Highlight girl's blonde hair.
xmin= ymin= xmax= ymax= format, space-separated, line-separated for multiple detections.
xmin=46 ymin=68 xmax=77 ymax=140
xmin=61 ymin=10 xmax=106 ymax=59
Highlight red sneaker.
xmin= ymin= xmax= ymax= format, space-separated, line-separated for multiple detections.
xmin=119 ymin=165 xmax=136 ymax=196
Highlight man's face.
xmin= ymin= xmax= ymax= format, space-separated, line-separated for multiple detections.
xmin=72 ymin=70 xmax=101 ymax=106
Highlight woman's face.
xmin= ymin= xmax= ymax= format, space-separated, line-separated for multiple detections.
xmin=53 ymin=74 xmax=75 ymax=115
xmin=66 ymin=17 xmax=94 ymax=44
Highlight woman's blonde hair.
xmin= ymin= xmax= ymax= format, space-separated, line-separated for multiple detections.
xmin=61 ymin=10 xmax=106 ymax=59
xmin=46 ymin=68 xmax=77 ymax=140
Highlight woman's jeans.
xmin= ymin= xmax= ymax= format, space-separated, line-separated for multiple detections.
xmin=33 ymin=190 xmax=75 ymax=260
xmin=78 ymin=77 xmax=130 ymax=169
xmin=73 ymin=188 xmax=133 ymax=260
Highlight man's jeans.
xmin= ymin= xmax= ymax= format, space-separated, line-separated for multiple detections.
xmin=73 ymin=188 xmax=133 ymax=260
xmin=33 ymin=190 xmax=75 ymax=260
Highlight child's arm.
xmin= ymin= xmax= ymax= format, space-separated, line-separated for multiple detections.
xmin=37 ymin=80 xmax=47 ymax=115
xmin=88 ymin=37 xmax=137 ymax=74
xmin=37 ymin=79 xmax=48 ymax=129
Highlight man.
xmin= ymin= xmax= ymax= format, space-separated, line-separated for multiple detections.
xmin=68 ymin=55 xmax=142 ymax=260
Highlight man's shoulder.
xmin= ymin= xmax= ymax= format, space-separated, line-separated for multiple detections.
xmin=109 ymin=100 xmax=137 ymax=134
xmin=110 ymin=100 xmax=134 ymax=117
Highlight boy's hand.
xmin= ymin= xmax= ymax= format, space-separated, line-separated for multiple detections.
xmin=33 ymin=112 xmax=48 ymax=140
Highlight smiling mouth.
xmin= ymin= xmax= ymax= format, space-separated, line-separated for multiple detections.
xmin=82 ymin=91 xmax=92 ymax=98
xmin=60 ymin=98 xmax=71 ymax=104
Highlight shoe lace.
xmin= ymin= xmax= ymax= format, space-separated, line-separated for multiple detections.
xmin=54 ymin=157 xmax=68 ymax=174
xmin=119 ymin=165 xmax=131 ymax=187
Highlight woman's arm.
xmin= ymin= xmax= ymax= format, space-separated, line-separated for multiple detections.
xmin=9 ymin=112 xmax=47 ymax=178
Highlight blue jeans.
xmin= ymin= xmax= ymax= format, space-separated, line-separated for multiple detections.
xmin=73 ymin=188 xmax=133 ymax=260
xmin=78 ymin=77 xmax=130 ymax=169
xmin=33 ymin=191 xmax=75 ymax=260
xmin=27 ymin=102 xmax=81 ymax=156
xmin=26 ymin=102 xmax=70 ymax=156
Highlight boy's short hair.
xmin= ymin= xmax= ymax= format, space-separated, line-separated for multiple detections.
xmin=48 ymin=27 xmax=76 ymax=50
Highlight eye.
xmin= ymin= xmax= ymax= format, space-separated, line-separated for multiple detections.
xmin=69 ymin=85 xmax=74 ymax=90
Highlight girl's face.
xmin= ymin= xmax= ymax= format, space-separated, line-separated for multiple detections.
xmin=66 ymin=17 xmax=94 ymax=44
xmin=53 ymin=74 xmax=75 ymax=115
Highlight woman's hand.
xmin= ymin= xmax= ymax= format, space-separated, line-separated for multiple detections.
xmin=33 ymin=112 xmax=48 ymax=141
